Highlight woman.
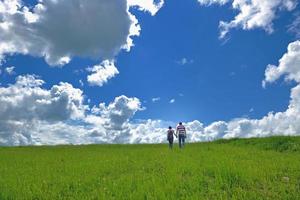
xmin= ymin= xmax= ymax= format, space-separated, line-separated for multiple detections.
xmin=167 ymin=126 xmax=175 ymax=149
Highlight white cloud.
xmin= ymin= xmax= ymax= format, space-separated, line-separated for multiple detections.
xmin=152 ymin=97 xmax=161 ymax=102
xmin=263 ymin=40 xmax=300 ymax=87
xmin=5 ymin=66 xmax=15 ymax=75
xmin=87 ymin=95 xmax=143 ymax=130
xmin=262 ymin=40 xmax=300 ymax=116
xmin=0 ymin=75 xmax=146 ymax=145
xmin=127 ymin=0 xmax=164 ymax=16
xmin=87 ymin=60 xmax=119 ymax=87
xmin=0 ymin=0 xmax=163 ymax=66
xmin=203 ymin=121 xmax=228 ymax=139
xmin=0 ymin=75 xmax=88 ymax=145
xmin=0 ymin=75 xmax=86 ymax=122
xmin=169 ymin=99 xmax=175 ymax=103
xmin=198 ymin=0 xmax=298 ymax=39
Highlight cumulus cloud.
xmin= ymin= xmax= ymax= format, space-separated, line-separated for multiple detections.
xmin=87 ymin=60 xmax=119 ymax=87
xmin=87 ymin=95 xmax=143 ymax=130
xmin=0 ymin=0 xmax=163 ymax=66
xmin=0 ymin=75 xmax=88 ymax=145
xmin=0 ymin=75 xmax=86 ymax=122
xmin=0 ymin=75 xmax=145 ymax=145
xmin=262 ymin=41 xmax=300 ymax=118
xmin=198 ymin=0 xmax=297 ymax=39
xmin=263 ymin=40 xmax=300 ymax=86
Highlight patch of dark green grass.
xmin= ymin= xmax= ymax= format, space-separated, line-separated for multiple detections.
xmin=216 ymin=136 xmax=300 ymax=152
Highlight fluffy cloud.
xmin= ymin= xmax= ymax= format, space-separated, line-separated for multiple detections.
xmin=0 ymin=75 xmax=86 ymax=122
xmin=198 ymin=0 xmax=297 ymax=38
xmin=0 ymin=75 xmax=87 ymax=145
xmin=87 ymin=95 xmax=143 ymax=130
xmin=0 ymin=75 xmax=147 ymax=145
xmin=0 ymin=0 xmax=164 ymax=66
xmin=263 ymin=40 xmax=300 ymax=86
xmin=87 ymin=60 xmax=119 ymax=87
xmin=262 ymin=41 xmax=300 ymax=119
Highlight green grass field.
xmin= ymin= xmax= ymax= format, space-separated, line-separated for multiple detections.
xmin=1 ymin=136 xmax=300 ymax=200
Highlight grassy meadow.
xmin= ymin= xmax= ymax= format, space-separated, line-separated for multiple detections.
xmin=0 ymin=136 xmax=300 ymax=199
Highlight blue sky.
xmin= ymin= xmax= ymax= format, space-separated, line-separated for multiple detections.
xmin=1 ymin=0 xmax=297 ymax=124
xmin=0 ymin=0 xmax=300 ymax=145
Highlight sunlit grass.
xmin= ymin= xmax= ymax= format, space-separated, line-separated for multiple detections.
xmin=0 ymin=136 xmax=300 ymax=199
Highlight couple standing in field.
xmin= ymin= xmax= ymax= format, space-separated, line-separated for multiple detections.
xmin=167 ymin=122 xmax=186 ymax=149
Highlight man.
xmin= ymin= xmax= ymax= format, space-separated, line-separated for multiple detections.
xmin=176 ymin=122 xmax=186 ymax=148
xmin=167 ymin=126 xmax=175 ymax=149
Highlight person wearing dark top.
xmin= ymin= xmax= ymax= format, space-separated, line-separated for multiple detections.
xmin=167 ymin=126 xmax=175 ymax=149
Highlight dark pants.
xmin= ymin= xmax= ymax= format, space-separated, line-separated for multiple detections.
xmin=179 ymin=134 xmax=185 ymax=148
xmin=168 ymin=138 xmax=173 ymax=149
